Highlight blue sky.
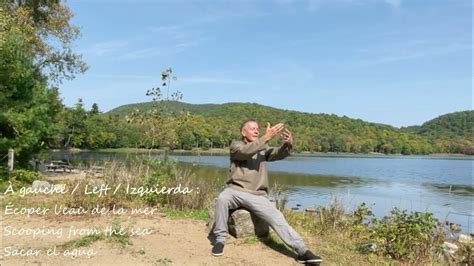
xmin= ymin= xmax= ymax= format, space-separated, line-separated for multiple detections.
xmin=61 ymin=0 xmax=472 ymax=127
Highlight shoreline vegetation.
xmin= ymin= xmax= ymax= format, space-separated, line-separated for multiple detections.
xmin=54 ymin=147 xmax=474 ymax=159
xmin=56 ymin=148 xmax=474 ymax=159
xmin=1 ymin=158 xmax=472 ymax=265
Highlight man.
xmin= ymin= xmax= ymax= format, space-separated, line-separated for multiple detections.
xmin=211 ymin=119 xmax=323 ymax=264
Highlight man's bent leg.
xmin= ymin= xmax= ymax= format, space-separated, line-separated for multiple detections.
xmin=213 ymin=188 xmax=241 ymax=244
xmin=240 ymin=192 xmax=308 ymax=255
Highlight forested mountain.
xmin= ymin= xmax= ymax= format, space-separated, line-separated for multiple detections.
xmin=109 ymin=101 xmax=220 ymax=117
xmin=401 ymin=111 xmax=473 ymax=139
xmin=105 ymin=101 xmax=473 ymax=155
xmin=401 ymin=110 xmax=473 ymax=154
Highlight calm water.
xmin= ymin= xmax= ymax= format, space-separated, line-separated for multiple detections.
xmin=49 ymin=151 xmax=474 ymax=233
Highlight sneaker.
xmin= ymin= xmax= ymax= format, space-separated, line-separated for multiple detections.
xmin=296 ymin=250 xmax=322 ymax=264
xmin=211 ymin=242 xmax=224 ymax=256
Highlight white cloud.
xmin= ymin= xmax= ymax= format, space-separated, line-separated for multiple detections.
xmin=117 ymin=47 xmax=162 ymax=60
xmin=175 ymin=41 xmax=198 ymax=48
xmin=147 ymin=23 xmax=204 ymax=52
xmin=359 ymin=41 xmax=470 ymax=65
xmin=307 ymin=0 xmax=322 ymax=12
xmin=277 ymin=0 xmax=402 ymax=12
xmin=148 ymin=25 xmax=186 ymax=39
xmin=384 ymin=0 xmax=401 ymax=9
xmin=180 ymin=76 xmax=250 ymax=85
xmin=81 ymin=40 xmax=129 ymax=57
xmin=86 ymin=74 xmax=155 ymax=80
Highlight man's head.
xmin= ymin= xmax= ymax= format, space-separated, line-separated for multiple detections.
xmin=240 ymin=119 xmax=259 ymax=143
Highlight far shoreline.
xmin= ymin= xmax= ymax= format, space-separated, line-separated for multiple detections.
xmin=47 ymin=148 xmax=474 ymax=160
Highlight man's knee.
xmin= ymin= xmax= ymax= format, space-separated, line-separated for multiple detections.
xmin=216 ymin=190 xmax=233 ymax=207
xmin=272 ymin=211 xmax=288 ymax=226
xmin=257 ymin=204 xmax=287 ymax=227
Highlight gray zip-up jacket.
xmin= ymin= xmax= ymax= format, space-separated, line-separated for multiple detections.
xmin=226 ymin=136 xmax=292 ymax=195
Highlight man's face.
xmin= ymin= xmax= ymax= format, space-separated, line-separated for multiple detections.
xmin=242 ymin=121 xmax=259 ymax=143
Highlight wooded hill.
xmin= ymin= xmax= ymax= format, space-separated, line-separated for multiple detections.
xmin=401 ymin=111 xmax=472 ymax=139
xmin=106 ymin=101 xmax=473 ymax=155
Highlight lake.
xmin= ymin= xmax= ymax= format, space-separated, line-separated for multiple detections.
xmin=48 ymin=151 xmax=473 ymax=233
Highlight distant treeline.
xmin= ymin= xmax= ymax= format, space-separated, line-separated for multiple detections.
xmin=54 ymin=101 xmax=473 ymax=155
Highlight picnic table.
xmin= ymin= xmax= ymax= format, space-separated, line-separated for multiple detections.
xmin=90 ymin=166 xmax=105 ymax=173
xmin=46 ymin=160 xmax=74 ymax=172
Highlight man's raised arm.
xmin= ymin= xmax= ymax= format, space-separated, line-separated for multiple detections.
xmin=230 ymin=137 xmax=268 ymax=160
xmin=266 ymin=128 xmax=293 ymax=161
xmin=231 ymin=122 xmax=285 ymax=161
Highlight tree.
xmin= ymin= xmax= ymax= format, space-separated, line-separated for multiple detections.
xmin=1 ymin=0 xmax=88 ymax=83
xmin=90 ymin=103 xmax=100 ymax=116
xmin=61 ymin=99 xmax=87 ymax=148
xmin=0 ymin=0 xmax=87 ymax=166
xmin=127 ymin=68 xmax=185 ymax=153
xmin=0 ymin=32 xmax=63 ymax=165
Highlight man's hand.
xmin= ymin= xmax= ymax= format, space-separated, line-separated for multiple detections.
xmin=263 ymin=122 xmax=284 ymax=143
xmin=282 ymin=128 xmax=293 ymax=145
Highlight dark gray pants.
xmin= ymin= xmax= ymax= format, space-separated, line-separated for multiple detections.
xmin=213 ymin=187 xmax=308 ymax=255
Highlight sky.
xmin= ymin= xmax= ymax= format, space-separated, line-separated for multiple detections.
xmin=60 ymin=0 xmax=472 ymax=127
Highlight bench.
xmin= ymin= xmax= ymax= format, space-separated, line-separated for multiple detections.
xmin=46 ymin=161 xmax=74 ymax=172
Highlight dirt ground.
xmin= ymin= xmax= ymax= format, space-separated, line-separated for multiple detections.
xmin=1 ymin=212 xmax=303 ymax=265
xmin=1 ymin=171 xmax=304 ymax=265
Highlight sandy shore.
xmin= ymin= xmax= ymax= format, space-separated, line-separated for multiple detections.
xmin=1 ymin=171 xmax=302 ymax=265
xmin=1 ymin=213 xmax=301 ymax=265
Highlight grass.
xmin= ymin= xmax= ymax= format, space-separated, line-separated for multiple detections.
xmin=243 ymin=236 xmax=258 ymax=244
xmin=161 ymin=207 xmax=209 ymax=221
xmin=75 ymin=233 xmax=104 ymax=247
xmin=55 ymin=220 xmax=132 ymax=252
xmin=57 ymin=233 xmax=104 ymax=250
xmin=154 ymin=257 xmax=173 ymax=266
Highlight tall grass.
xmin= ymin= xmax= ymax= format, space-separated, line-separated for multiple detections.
xmin=62 ymin=156 xmax=218 ymax=212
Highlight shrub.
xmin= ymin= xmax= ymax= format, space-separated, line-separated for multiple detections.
xmin=139 ymin=157 xmax=177 ymax=205
xmin=0 ymin=169 xmax=42 ymax=192
xmin=11 ymin=169 xmax=42 ymax=184
xmin=368 ymin=208 xmax=445 ymax=262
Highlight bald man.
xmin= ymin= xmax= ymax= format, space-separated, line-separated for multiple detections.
xmin=211 ymin=119 xmax=322 ymax=264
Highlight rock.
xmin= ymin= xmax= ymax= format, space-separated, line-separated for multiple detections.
xmin=207 ymin=198 xmax=270 ymax=239
xmin=449 ymin=223 xmax=462 ymax=233
xmin=360 ymin=243 xmax=377 ymax=253
xmin=458 ymin=234 xmax=473 ymax=244
xmin=442 ymin=242 xmax=459 ymax=254
xmin=32 ymin=180 xmax=52 ymax=190
xmin=228 ymin=209 xmax=269 ymax=239
xmin=445 ymin=221 xmax=462 ymax=233
xmin=53 ymin=183 xmax=66 ymax=191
